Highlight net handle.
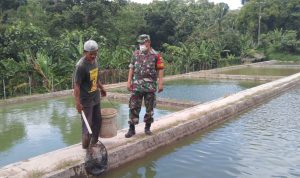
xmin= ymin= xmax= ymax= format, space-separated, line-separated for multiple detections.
xmin=82 ymin=111 xmax=92 ymax=134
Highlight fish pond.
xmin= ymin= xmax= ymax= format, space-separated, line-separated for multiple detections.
xmin=101 ymin=83 xmax=300 ymax=178
xmin=0 ymin=97 xmax=173 ymax=167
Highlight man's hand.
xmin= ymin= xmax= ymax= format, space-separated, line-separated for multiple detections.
xmin=158 ymin=82 xmax=163 ymax=93
xmin=74 ymin=83 xmax=82 ymax=113
xmin=100 ymin=89 xmax=107 ymax=97
xmin=157 ymin=69 xmax=164 ymax=93
xmin=127 ymin=82 xmax=132 ymax=91
xmin=76 ymin=102 xmax=83 ymax=113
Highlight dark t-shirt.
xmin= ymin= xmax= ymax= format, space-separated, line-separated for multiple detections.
xmin=74 ymin=57 xmax=100 ymax=107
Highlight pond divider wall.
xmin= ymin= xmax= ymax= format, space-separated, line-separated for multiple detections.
xmin=44 ymin=72 xmax=300 ymax=178
xmin=0 ymin=61 xmax=299 ymax=178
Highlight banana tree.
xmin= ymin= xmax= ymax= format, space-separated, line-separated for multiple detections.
xmin=162 ymin=43 xmax=185 ymax=75
xmin=213 ymin=3 xmax=229 ymax=37
xmin=110 ymin=46 xmax=132 ymax=82
xmin=0 ymin=58 xmax=32 ymax=97
xmin=23 ymin=51 xmax=51 ymax=91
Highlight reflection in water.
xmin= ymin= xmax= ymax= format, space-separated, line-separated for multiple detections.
xmin=219 ymin=67 xmax=300 ymax=76
xmin=158 ymin=79 xmax=263 ymax=102
xmin=102 ymin=84 xmax=300 ymax=178
xmin=0 ymin=121 xmax=25 ymax=152
xmin=101 ymin=147 xmax=161 ymax=178
xmin=0 ymin=99 xmax=74 ymax=167
xmin=49 ymin=97 xmax=81 ymax=145
xmin=0 ymin=96 xmax=173 ymax=167
xmin=102 ymin=100 xmax=173 ymax=129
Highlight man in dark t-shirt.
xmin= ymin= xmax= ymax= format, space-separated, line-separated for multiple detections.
xmin=74 ymin=40 xmax=106 ymax=149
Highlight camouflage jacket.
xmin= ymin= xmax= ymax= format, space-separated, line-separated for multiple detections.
xmin=129 ymin=48 xmax=164 ymax=92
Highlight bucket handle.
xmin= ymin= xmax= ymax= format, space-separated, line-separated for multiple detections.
xmin=104 ymin=96 xmax=118 ymax=110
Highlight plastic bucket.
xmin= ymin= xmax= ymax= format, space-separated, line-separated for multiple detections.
xmin=99 ymin=108 xmax=118 ymax=138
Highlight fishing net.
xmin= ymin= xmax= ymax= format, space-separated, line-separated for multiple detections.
xmin=84 ymin=141 xmax=108 ymax=176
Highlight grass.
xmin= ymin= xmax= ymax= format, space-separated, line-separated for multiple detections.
xmin=25 ymin=159 xmax=80 ymax=178
xmin=25 ymin=170 xmax=45 ymax=178
xmin=267 ymin=51 xmax=300 ymax=62
xmin=53 ymin=159 xmax=80 ymax=171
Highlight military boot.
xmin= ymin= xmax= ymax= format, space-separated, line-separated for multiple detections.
xmin=125 ymin=124 xmax=135 ymax=138
xmin=144 ymin=123 xmax=152 ymax=135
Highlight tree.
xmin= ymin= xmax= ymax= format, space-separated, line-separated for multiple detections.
xmin=237 ymin=0 xmax=300 ymax=43
xmin=112 ymin=3 xmax=146 ymax=46
xmin=171 ymin=0 xmax=215 ymax=43
xmin=0 ymin=0 xmax=26 ymax=12
xmin=261 ymin=29 xmax=300 ymax=54
xmin=139 ymin=1 xmax=176 ymax=50
xmin=214 ymin=3 xmax=229 ymax=36
xmin=241 ymin=0 xmax=251 ymax=5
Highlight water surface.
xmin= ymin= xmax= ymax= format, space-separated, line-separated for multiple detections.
xmin=219 ymin=67 xmax=300 ymax=76
xmin=157 ymin=79 xmax=264 ymax=102
xmin=111 ymin=79 xmax=264 ymax=103
xmin=0 ymin=97 xmax=173 ymax=167
xmin=101 ymin=83 xmax=300 ymax=178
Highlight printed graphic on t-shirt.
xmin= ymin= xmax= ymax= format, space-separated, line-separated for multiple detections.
xmin=89 ymin=68 xmax=98 ymax=92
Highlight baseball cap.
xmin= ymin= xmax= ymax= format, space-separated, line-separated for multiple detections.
xmin=84 ymin=40 xmax=98 ymax=52
xmin=137 ymin=34 xmax=150 ymax=43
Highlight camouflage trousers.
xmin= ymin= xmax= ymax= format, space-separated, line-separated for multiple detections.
xmin=129 ymin=91 xmax=156 ymax=125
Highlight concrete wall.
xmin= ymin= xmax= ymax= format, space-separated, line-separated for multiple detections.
xmin=44 ymin=72 xmax=300 ymax=177
xmin=105 ymin=72 xmax=300 ymax=171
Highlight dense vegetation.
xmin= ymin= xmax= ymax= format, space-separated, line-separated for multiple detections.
xmin=0 ymin=0 xmax=299 ymax=98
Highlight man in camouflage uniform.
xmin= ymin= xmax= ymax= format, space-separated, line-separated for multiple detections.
xmin=125 ymin=34 xmax=164 ymax=138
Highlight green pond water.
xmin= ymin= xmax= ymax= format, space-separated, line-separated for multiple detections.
xmin=218 ymin=67 xmax=300 ymax=76
xmin=111 ymin=79 xmax=264 ymax=103
xmin=0 ymin=79 xmax=271 ymax=169
xmin=0 ymin=97 xmax=173 ymax=167
xmin=158 ymin=79 xmax=264 ymax=102
xmin=101 ymin=83 xmax=300 ymax=178
xmin=274 ymin=61 xmax=300 ymax=65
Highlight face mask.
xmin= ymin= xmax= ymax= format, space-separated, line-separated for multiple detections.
xmin=139 ymin=44 xmax=147 ymax=52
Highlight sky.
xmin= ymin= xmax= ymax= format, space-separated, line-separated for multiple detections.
xmin=130 ymin=0 xmax=243 ymax=10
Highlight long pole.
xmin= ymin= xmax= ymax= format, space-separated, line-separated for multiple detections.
xmin=71 ymin=74 xmax=74 ymax=89
xmin=29 ymin=76 xmax=32 ymax=95
xmin=258 ymin=2 xmax=262 ymax=45
xmin=81 ymin=111 xmax=92 ymax=134
xmin=3 ymin=79 xmax=6 ymax=100
xmin=51 ymin=76 xmax=54 ymax=92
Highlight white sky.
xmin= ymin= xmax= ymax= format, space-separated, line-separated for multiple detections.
xmin=130 ymin=0 xmax=243 ymax=10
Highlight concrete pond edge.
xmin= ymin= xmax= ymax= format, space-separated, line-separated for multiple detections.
xmin=42 ymin=73 xmax=300 ymax=177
